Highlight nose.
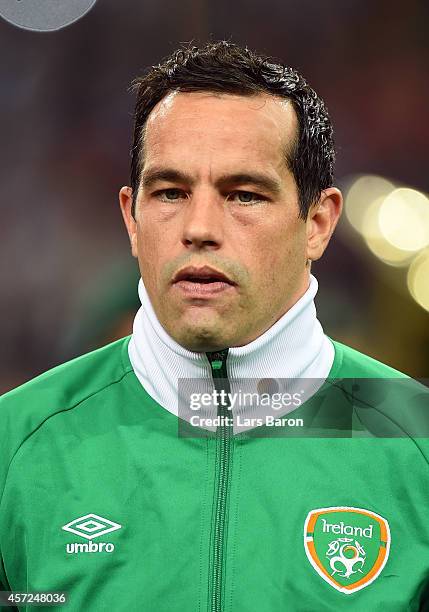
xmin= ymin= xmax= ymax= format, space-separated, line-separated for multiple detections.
xmin=181 ymin=190 xmax=224 ymax=250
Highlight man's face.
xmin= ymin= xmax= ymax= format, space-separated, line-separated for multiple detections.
xmin=122 ymin=92 xmax=316 ymax=352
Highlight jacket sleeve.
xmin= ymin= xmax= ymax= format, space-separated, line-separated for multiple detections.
xmin=0 ymin=391 xmax=20 ymax=612
xmin=0 ymin=556 xmax=18 ymax=612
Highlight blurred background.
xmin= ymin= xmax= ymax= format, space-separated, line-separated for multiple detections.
xmin=1 ymin=0 xmax=428 ymax=393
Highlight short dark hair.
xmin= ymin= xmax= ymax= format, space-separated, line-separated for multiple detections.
xmin=129 ymin=41 xmax=335 ymax=220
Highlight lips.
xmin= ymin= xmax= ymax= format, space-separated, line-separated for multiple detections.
xmin=172 ymin=265 xmax=235 ymax=285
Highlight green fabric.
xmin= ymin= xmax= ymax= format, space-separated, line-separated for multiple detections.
xmin=0 ymin=336 xmax=428 ymax=611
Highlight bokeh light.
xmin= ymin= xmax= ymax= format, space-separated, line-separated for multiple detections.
xmin=345 ymin=175 xmax=429 ymax=310
xmin=345 ymin=175 xmax=395 ymax=234
xmin=361 ymin=197 xmax=416 ymax=267
xmin=379 ymin=188 xmax=429 ymax=252
xmin=407 ymin=249 xmax=429 ymax=312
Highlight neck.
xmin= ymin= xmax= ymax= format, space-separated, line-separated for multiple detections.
xmin=128 ymin=273 xmax=335 ymax=433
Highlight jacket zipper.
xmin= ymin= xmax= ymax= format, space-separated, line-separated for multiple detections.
xmin=206 ymin=348 xmax=234 ymax=612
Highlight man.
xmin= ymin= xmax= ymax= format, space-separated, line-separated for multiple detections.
xmin=0 ymin=41 xmax=428 ymax=611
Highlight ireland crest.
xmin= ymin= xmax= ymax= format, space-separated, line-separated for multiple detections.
xmin=304 ymin=506 xmax=391 ymax=594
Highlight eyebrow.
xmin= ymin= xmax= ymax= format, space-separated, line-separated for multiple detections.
xmin=140 ymin=167 xmax=282 ymax=196
xmin=141 ymin=168 xmax=194 ymax=190
xmin=219 ymin=173 xmax=282 ymax=196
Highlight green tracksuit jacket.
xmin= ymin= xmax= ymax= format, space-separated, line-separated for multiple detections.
xmin=0 ymin=336 xmax=428 ymax=611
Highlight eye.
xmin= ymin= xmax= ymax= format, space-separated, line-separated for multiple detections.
xmin=156 ymin=188 xmax=187 ymax=202
xmin=229 ymin=191 xmax=265 ymax=205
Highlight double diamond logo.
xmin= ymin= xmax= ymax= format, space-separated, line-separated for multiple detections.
xmin=62 ymin=514 xmax=122 ymax=541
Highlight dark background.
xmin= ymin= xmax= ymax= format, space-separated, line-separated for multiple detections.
xmin=1 ymin=0 xmax=428 ymax=392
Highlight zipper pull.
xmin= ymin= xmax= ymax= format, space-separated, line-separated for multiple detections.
xmin=206 ymin=349 xmax=232 ymax=417
xmin=206 ymin=348 xmax=229 ymax=378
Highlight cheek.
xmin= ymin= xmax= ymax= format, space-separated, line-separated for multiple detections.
xmin=252 ymin=226 xmax=305 ymax=284
xmin=135 ymin=225 xmax=164 ymax=284
xmin=137 ymin=217 xmax=164 ymax=258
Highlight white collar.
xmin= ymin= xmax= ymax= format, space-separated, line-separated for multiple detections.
xmin=128 ymin=273 xmax=334 ymax=433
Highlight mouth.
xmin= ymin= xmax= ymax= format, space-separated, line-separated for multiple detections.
xmin=172 ymin=265 xmax=236 ymax=297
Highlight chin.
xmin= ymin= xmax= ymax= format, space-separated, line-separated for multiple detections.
xmin=174 ymin=325 xmax=230 ymax=353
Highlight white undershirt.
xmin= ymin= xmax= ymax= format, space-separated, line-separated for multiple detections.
xmin=128 ymin=273 xmax=335 ymax=433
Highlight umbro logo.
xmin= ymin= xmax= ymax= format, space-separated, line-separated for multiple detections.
xmin=62 ymin=514 xmax=122 ymax=554
xmin=62 ymin=513 xmax=121 ymax=540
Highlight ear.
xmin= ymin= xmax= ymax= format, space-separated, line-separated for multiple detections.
xmin=306 ymin=187 xmax=343 ymax=262
xmin=119 ymin=186 xmax=138 ymax=258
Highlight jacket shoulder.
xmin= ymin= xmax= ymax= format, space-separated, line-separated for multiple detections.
xmin=0 ymin=336 xmax=132 ymax=497
xmin=329 ymin=338 xmax=410 ymax=379
xmin=327 ymin=338 xmax=429 ymax=445
xmin=0 ymin=335 xmax=132 ymax=409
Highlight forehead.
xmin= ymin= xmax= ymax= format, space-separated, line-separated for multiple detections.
xmin=142 ymin=91 xmax=297 ymax=169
